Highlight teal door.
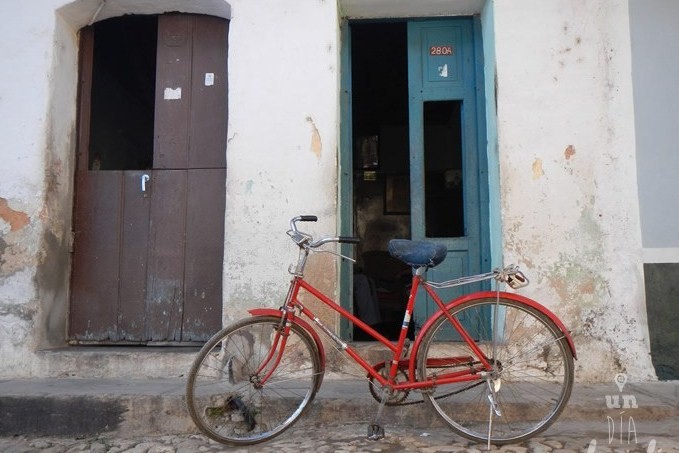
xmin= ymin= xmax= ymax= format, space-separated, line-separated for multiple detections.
xmin=407 ymin=19 xmax=488 ymax=325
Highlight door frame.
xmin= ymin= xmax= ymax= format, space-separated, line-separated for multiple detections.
xmin=338 ymin=16 xmax=492 ymax=339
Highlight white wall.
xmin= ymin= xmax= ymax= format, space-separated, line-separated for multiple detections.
xmin=493 ymin=0 xmax=654 ymax=380
xmin=0 ymin=0 xmax=72 ymax=375
xmin=222 ymin=0 xmax=342 ymax=321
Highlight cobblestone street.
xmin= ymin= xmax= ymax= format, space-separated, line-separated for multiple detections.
xmin=2 ymin=421 xmax=678 ymax=453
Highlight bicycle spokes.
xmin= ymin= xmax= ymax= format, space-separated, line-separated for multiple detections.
xmin=186 ymin=317 xmax=322 ymax=445
xmin=417 ymin=297 xmax=574 ymax=445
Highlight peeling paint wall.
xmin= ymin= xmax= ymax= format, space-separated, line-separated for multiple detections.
xmin=222 ymin=0 xmax=341 ymax=322
xmin=494 ymin=0 xmax=654 ymax=381
xmin=0 ymin=0 xmax=661 ymax=383
xmin=0 ymin=0 xmax=68 ymax=375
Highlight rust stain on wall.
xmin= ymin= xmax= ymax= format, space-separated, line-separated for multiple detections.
xmin=0 ymin=198 xmax=30 ymax=231
xmin=306 ymin=117 xmax=322 ymax=159
xmin=564 ymin=145 xmax=576 ymax=160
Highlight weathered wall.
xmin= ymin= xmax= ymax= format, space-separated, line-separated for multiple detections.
xmin=222 ymin=0 xmax=342 ymax=322
xmin=0 ymin=0 xmax=660 ymax=382
xmin=493 ymin=0 xmax=654 ymax=380
xmin=0 ymin=1 xmax=74 ymax=375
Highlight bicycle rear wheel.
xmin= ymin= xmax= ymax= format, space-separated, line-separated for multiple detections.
xmin=186 ymin=316 xmax=322 ymax=445
xmin=416 ymin=297 xmax=574 ymax=445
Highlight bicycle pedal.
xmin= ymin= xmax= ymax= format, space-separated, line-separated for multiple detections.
xmin=367 ymin=424 xmax=385 ymax=440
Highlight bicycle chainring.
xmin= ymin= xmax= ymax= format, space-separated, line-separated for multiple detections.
xmin=367 ymin=362 xmax=410 ymax=405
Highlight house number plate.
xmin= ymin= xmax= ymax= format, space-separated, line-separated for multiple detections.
xmin=429 ymin=45 xmax=454 ymax=56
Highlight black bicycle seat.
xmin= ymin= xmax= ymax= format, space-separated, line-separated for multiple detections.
xmin=387 ymin=239 xmax=447 ymax=269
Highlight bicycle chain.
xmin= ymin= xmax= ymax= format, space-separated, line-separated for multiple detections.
xmin=325 ymin=339 xmax=488 ymax=407
xmin=371 ymin=379 xmax=486 ymax=406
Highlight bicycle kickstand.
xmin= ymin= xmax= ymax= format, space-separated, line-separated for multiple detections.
xmin=367 ymin=386 xmax=389 ymax=440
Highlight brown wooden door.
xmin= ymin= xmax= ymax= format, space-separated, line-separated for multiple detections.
xmin=70 ymin=14 xmax=228 ymax=344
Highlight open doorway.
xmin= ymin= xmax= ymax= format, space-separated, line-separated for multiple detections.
xmin=349 ymin=19 xmax=483 ymax=341
xmin=351 ymin=23 xmax=412 ymax=340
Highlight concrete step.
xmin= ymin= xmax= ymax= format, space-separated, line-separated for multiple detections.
xmin=1 ymin=378 xmax=677 ymax=438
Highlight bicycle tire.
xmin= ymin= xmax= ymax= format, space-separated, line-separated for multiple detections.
xmin=186 ymin=315 xmax=322 ymax=445
xmin=416 ymin=296 xmax=574 ymax=445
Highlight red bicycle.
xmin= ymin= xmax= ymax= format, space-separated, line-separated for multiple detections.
xmin=186 ymin=215 xmax=576 ymax=446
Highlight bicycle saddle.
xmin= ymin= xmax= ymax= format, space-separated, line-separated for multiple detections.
xmin=387 ymin=239 xmax=447 ymax=269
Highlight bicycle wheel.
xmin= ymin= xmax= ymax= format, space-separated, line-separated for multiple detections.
xmin=186 ymin=316 xmax=322 ymax=445
xmin=416 ymin=297 xmax=574 ymax=445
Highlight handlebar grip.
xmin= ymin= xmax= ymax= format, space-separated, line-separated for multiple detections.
xmin=299 ymin=215 xmax=318 ymax=222
xmin=338 ymin=236 xmax=360 ymax=244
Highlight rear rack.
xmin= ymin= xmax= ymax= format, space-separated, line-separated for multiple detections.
xmin=424 ymin=265 xmax=529 ymax=290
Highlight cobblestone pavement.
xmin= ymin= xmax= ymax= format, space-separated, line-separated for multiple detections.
xmin=1 ymin=421 xmax=678 ymax=453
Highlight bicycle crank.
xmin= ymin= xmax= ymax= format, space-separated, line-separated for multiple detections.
xmin=367 ymin=362 xmax=410 ymax=405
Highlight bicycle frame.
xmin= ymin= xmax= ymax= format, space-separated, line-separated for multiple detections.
xmin=259 ymin=272 xmax=498 ymax=393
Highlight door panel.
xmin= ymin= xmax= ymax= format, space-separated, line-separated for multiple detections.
xmin=154 ymin=15 xmax=229 ymax=170
xmin=155 ymin=15 xmax=192 ymax=170
xmin=408 ymin=19 xmax=486 ymax=324
xmin=145 ymin=170 xmax=188 ymax=341
xmin=70 ymin=172 xmax=123 ymax=341
xmin=117 ymin=171 xmax=151 ymax=340
xmin=189 ymin=17 xmax=229 ymax=169
xmin=182 ymin=168 xmax=226 ymax=340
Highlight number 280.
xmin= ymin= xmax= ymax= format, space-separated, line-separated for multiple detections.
xmin=429 ymin=45 xmax=453 ymax=56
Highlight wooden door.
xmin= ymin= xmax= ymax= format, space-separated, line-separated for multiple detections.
xmin=407 ymin=19 xmax=489 ymax=326
xmin=70 ymin=14 xmax=228 ymax=344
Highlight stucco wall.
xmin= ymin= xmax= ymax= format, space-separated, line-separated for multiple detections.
xmin=493 ymin=0 xmax=654 ymax=380
xmin=0 ymin=0 xmax=659 ymax=382
xmin=0 ymin=0 xmax=75 ymax=375
xmin=222 ymin=0 xmax=342 ymax=323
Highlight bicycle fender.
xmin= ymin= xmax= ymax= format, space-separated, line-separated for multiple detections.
xmin=413 ymin=291 xmax=577 ymax=360
xmin=247 ymin=308 xmax=327 ymax=371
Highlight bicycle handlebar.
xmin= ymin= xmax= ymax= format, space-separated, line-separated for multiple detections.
xmin=288 ymin=215 xmax=360 ymax=248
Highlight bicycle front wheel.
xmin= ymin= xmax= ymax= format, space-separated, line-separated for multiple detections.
xmin=416 ymin=297 xmax=574 ymax=445
xmin=186 ymin=316 xmax=322 ymax=445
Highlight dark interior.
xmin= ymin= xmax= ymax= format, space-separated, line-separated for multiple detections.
xmin=351 ymin=23 xmax=411 ymax=341
xmin=89 ymin=15 xmax=158 ymax=171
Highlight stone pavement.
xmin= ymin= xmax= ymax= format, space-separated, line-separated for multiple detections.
xmin=1 ymin=420 xmax=678 ymax=453
xmin=1 ymin=378 xmax=678 ymax=452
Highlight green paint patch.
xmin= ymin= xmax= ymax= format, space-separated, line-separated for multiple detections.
xmin=546 ymin=258 xmax=608 ymax=309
